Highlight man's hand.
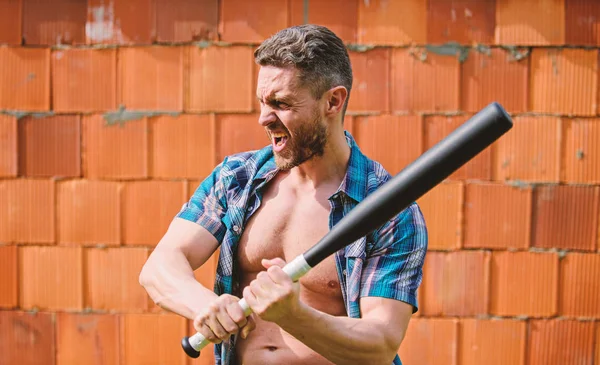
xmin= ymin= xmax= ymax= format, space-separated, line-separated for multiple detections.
xmin=243 ymin=257 xmax=302 ymax=323
xmin=193 ymin=294 xmax=257 ymax=343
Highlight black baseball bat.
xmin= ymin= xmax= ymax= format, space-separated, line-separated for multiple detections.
xmin=182 ymin=101 xmax=513 ymax=358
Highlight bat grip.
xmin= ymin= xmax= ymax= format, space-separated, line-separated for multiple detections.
xmin=181 ymin=254 xmax=313 ymax=358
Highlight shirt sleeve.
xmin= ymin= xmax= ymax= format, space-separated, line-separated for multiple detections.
xmin=359 ymin=202 xmax=428 ymax=313
xmin=176 ymin=159 xmax=230 ymax=243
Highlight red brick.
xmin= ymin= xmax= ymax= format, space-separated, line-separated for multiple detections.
xmin=290 ymin=0 xmax=357 ymax=43
xmin=86 ymin=247 xmax=149 ymax=311
xmin=219 ymin=0 xmax=288 ymax=43
xmin=0 ymin=0 xmax=22 ymax=44
xmin=493 ymin=116 xmax=562 ymax=182
xmin=0 ymin=245 xmax=18 ymax=308
xmin=217 ymin=114 xmax=268 ymax=161
xmin=391 ymin=49 xmax=460 ymax=112
xmin=188 ymin=179 xmax=201 ymax=199
xmin=18 ymin=115 xmax=81 ymax=177
xmin=563 ymin=118 xmax=600 ymax=184
xmin=422 ymin=251 xmax=490 ymax=316
xmin=559 ymin=253 xmax=600 ymax=318
xmin=428 ymin=0 xmax=495 ymax=44
xmin=347 ymin=48 xmax=390 ymax=113
xmin=56 ymin=313 xmax=119 ymax=365
xmin=459 ymin=319 xmax=526 ymax=365
xmin=357 ymin=0 xmax=427 ymax=45
xmin=461 ymin=48 xmax=529 ymax=114
xmin=0 ymin=179 xmax=55 ymax=243
xmin=122 ymin=181 xmax=187 ymax=246
xmin=0 ymin=47 xmax=50 ymax=111
xmin=530 ymin=48 xmax=598 ymax=116
xmin=118 ymin=46 xmax=184 ymax=111
xmin=528 ymin=319 xmax=595 ymax=365
xmin=52 ymin=48 xmax=117 ymax=112
xmin=20 ymin=246 xmax=83 ymax=310
xmin=596 ymin=324 xmax=600 ymax=365
xmin=566 ymin=0 xmax=600 ymax=46
xmin=121 ymin=313 xmax=188 ymax=365
xmin=82 ymin=114 xmax=149 ymax=179
xmin=187 ymin=46 xmax=254 ymax=113
xmin=57 ymin=180 xmax=121 ymax=246
xmin=495 ymin=0 xmax=565 ymax=45
xmin=490 ymin=251 xmax=558 ymax=317
xmin=0 ymin=311 xmax=56 ymax=365
xmin=416 ymin=181 xmax=463 ymax=250
xmin=353 ymin=114 xmax=422 ymax=175
xmin=425 ymin=114 xmax=492 ymax=180
xmin=532 ymin=185 xmax=599 ymax=251
xmin=0 ymin=114 xmax=17 ymax=177
xmin=151 ymin=114 xmax=217 ymax=179
xmin=22 ymin=0 xmax=86 ymax=45
xmin=398 ymin=318 xmax=458 ymax=365
xmin=156 ymin=0 xmax=218 ymax=42
xmin=87 ymin=0 xmax=156 ymax=44
xmin=464 ymin=182 xmax=532 ymax=249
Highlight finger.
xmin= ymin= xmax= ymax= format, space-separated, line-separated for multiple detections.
xmin=243 ymin=286 xmax=260 ymax=311
xmin=267 ymin=265 xmax=291 ymax=284
xmin=206 ymin=313 xmax=229 ymax=341
xmin=262 ymin=257 xmax=286 ymax=269
xmin=226 ymin=301 xmax=248 ymax=328
xmin=216 ymin=309 xmax=240 ymax=336
xmin=240 ymin=315 xmax=257 ymax=339
xmin=250 ymin=276 xmax=271 ymax=298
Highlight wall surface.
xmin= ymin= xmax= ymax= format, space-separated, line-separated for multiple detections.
xmin=1 ymin=0 xmax=599 ymax=364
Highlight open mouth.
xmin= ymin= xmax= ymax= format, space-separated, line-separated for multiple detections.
xmin=272 ymin=133 xmax=288 ymax=152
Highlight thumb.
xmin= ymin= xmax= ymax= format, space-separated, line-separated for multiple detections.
xmin=262 ymin=257 xmax=286 ymax=269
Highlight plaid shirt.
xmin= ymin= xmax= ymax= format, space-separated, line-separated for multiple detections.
xmin=177 ymin=131 xmax=428 ymax=365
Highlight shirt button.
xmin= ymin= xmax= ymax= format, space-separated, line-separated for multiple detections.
xmin=233 ymin=225 xmax=240 ymax=234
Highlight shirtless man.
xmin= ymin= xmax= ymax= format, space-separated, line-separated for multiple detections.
xmin=139 ymin=24 xmax=428 ymax=365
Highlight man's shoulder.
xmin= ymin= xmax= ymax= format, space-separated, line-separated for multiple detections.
xmin=216 ymin=145 xmax=275 ymax=179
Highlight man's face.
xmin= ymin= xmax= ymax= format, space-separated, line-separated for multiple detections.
xmin=256 ymin=65 xmax=328 ymax=170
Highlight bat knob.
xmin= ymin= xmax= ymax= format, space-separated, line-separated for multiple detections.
xmin=181 ymin=336 xmax=201 ymax=358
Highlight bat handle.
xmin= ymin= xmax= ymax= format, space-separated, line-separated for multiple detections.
xmin=181 ymin=255 xmax=313 ymax=358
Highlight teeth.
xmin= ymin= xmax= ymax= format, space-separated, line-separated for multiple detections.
xmin=272 ymin=133 xmax=286 ymax=138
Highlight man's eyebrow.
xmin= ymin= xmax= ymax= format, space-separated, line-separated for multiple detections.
xmin=257 ymin=93 xmax=295 ymax=103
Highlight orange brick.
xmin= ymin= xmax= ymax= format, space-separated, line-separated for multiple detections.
xmin=495 ymin=0 xmax=565 ymax=45
xmin=219 ymin=0 xmax=288 ymax=43
xmin=194 ymin=250 xmax=219 ymax=290
xmin=121 ymin=313 xmax=188 ymax=365
xmin=422 ymin=251 xmax=490 ymax=316
xmin=565 ymin=0 xmax=600 ymax=46
xmin=290 ymin=0 xmax=358 ymax=44
xmin=528 ymin=319 xmax=596 ymax=365
xmin=596 ymin=323 xmax=600 ymax=365
xmin=428 ymin=0 xmax=495 ymax=44
xmin=56 ymin=313 xmax=119 ymax=365
xmin=530 ymin=48 xmax=598 ymax=116
xmin=217 ymin=114 xmax=268 ymax=161
xmin=156 ymin=0 xmax=219 ymax=42
xmin=398 ymin=318 xmax=458 ymax=365
xmin=532 ymin=185 xmax=599 ymax=251
xmin=0 ymin=0 xmax=22 ymax=44
xmin=82 ymin=114 xmax=149 ymax=179
xmin=151 ymin=114 xmax=217 ymax=179
xmin=0 ymin=179 xmax=55 ymax=243
xmin=493 ymin=116 xmax=562 ymax=182
xmin=0 ymin=114 xmax=17 ymax=177
xmin=459 ymin=319 xmax=526 ymax=365
xmin=461 ymin=48 xmax=529 ymax=114
xmin=0 ymin=245 xmax=18 ymax=308
xmin=57 ymin=180 xmax=121 ymax=246
xmin=425 ymin=114 xmax=492 ymax=180
xmin=118 ymin=46 xmax=184 ymax=111
xmin=0 ymin=311 xmax=56 ymax=365
xmin=23 ymin=0 xmax=86 ymax=45
xmin=187 ymin=320 xmax=217 ymax=365
xmin=563 ymin=118 xmax=600 ymax=184
xmin=391 ymin=49 xmax=460 ymax=112
xmin=490 ymin=251 xmax=558 ymax=317
xmin=559 ymin=253 xmax=600 ymax=318
xmin=19 ymin=246 xmax=83 ymax=310
xmin=87 ymin=0 xmax=156 ymax=44
xmin=188 ymin=179 xmax=201 ymax=199
xmin=464 ymin=182 xmax=532 ymax=249
xmin=122 ymin=181 xmax=187 ymax=246
xmin=347 ymin=48 xmax=390 ymax=113
xmin=416 ymin=181 xmax=463 ymax=250
xmin=358 ymin=0 xmax=427 ymax=45
xmin=52 ymin=48 xmax=117 ymax=112
xmin=187 ymin=46 xmax=254 ymax=113
xmin=0 ymin=47 xmax=50 ymax=111
xmin=18 ymin=115 xmax=81 ymax=177
xmin=353 ymin=114 xmax=422 ymax=175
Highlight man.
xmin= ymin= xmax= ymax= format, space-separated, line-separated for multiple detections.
xmin=139 ymin=24 xmax=427 ymax=365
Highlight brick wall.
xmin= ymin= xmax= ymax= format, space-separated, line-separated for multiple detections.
xmin=0 ymin=1 xmax=599 ymax=364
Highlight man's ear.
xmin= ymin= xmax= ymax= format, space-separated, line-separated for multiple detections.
xmin=325 ymin=86 xmax=348 ymax=116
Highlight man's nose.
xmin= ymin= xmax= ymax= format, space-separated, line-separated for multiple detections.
xmin=258 ymin=104 xmax=277 ymax=127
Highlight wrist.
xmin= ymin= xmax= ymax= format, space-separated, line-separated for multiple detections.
xmin=275 ymin=300 xmax=312 ymax=329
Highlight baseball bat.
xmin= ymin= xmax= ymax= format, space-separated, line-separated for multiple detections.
xmin=181 ymin=101 xmax=513 ymax=358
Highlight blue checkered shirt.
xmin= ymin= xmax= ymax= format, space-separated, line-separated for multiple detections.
xmin=177 ymin=131 xmax=428 ymax=365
